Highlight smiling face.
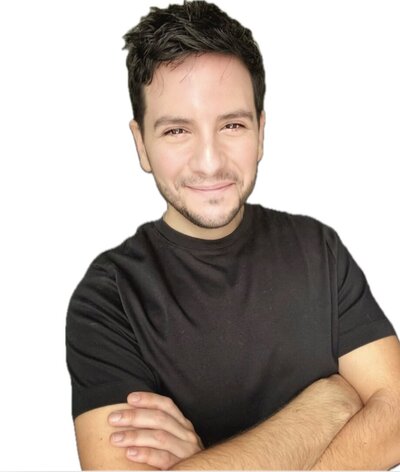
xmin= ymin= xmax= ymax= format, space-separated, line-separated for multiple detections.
xmin=130 ymin=53 xmax=265 ymax=239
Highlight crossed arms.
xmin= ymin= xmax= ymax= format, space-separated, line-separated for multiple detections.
xmin=74 ymin=335 xmax=400 ymax=470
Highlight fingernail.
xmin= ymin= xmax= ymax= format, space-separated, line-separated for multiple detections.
xmin=111 ymin=432 xmax=124 ymax=443
xmin=128 ymin=447 xmax=138 ymax=457
xmin=129 ymin=393 xmax=140 ymax=403
xmin=109 ymin=412 xmax=122 ymax=423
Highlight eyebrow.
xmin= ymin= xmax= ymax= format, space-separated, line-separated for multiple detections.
xmin=153 ymin=109 xmax=255 ymax=131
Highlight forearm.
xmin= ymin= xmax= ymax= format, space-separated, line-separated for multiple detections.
xmin=172 ymin=375 xmax=361 ymax=470
xmin=312 ymin=389 xmax=400 ymax=470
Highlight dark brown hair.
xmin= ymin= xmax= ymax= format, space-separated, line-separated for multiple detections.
xmin=123 ymin=1 xmax=265 ymax=130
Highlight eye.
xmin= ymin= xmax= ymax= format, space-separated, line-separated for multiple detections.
xmin=224 ymin=123 xmax=245 ymax=130
xmin=164 ymin=128 xmax=187 ymax=136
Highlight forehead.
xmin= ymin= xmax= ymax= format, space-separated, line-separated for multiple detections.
xmin=143 ymin=53 xmax=256 ymax=124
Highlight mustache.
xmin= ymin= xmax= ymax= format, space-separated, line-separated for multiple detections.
xmin=178 ymin=171 xmax=239 ymax=187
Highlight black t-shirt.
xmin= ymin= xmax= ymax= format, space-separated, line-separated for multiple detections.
xmin=66 ymin=204 xmax=396 ymax=447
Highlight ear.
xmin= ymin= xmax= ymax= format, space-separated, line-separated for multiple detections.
xmin=257 ymin=111 xmax=266 ymax=162
xmin=129 ymin=120 xmax=152 ymax=173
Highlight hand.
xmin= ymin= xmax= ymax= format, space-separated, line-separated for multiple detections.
xmin=108 ymin=392 xmax=204 ymax=469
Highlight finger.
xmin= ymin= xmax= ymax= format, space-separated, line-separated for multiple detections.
xmin=109 ymin=408 xmax=198 ymax=443
xmin=111 ymin=428 xmax=199 ymax=459
xmin=126 ymin=446 xmax=180 ymax=470
xmin=127 ymin=392 xmax=190 ymax=428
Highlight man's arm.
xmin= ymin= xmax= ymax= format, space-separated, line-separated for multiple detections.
xmin=312 ymin=335 xmax=400 ymax=470
xmin=169 ymin=336 xmax=400 ymax=471
xmin=111 ymin=337 xmax=400 ymax=470
xmin=74 ymin=396 xmax=203 ymax=470
xmin=168 ymin=374 xmax=361 ymax=470
xmin=84 ymin=374 xmax=356 ymax=470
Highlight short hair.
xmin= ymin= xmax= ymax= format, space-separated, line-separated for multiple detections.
xmin=123 ymin=0 xmax=266 ymax=131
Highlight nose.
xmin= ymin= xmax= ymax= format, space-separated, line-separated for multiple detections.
xmin=188 ymin=132 xmax=225 ymax=177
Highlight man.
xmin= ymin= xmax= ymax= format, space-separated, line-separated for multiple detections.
xmin=66 ymin=1 xmax=400 ymax=469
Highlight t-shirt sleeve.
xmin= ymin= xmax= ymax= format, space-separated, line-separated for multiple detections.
xmin=66 ymin=259 xmax=158 ymax=419
xmin=329 ymin=229 xmax=397 ymax=357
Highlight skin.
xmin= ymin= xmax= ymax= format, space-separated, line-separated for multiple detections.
xmin=130 ymin=52 xmax=265 ymax=240
xmin=107 ymin=393 xmax=204 ymax=469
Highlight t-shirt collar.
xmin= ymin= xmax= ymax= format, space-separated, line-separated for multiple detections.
xmin=153 ymin=203 xmax=253 ymax=251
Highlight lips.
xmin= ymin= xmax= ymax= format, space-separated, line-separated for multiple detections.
xmin=186 ymin=182 xmax=234 ymax=191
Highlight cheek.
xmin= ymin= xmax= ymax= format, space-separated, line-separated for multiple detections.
xmin=225 ymin=138 xmax=259 ymax=170
xmin=149 ymin=145 xmax=187 ymax=185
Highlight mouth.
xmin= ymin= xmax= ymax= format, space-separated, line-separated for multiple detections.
xmin=186 ymin=182 xmax=235 ymax=193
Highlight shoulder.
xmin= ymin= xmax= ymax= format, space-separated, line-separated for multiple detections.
xmin=250 ymin=203 xmax=339 ymax=248
xmin=86 ymin=220 xmax=159 ymax=274
xmin=68 ymin=219 xmax=161 ymax=306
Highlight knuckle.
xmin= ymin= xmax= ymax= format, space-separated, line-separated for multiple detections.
xmin=162 ymin=451 xmax=176 ymax=470
xmin=186 ymin=431 xmax=198 ymax=444
xmin=153 ymin=429 xmax=168 ymax=446
xmin=125 ymin=408 xmax=136 ymax=424
xmin=125 ymin=429 xmax=139 ymax=442
xmin=185 ymin=418 xmax=194 ymax=429
xmin=131 ymin=429 xmax=140 ymax=440
xmin=164 ymin=396 xmax=175 ymax=410
xmin=154 ymin=409 xmax=167 ymax=425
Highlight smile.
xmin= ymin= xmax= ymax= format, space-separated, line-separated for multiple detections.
xmin=186 ymin=182 xmax=235 ymax=193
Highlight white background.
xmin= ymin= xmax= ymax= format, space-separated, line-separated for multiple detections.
xmin=0 ymin=1 xmax=399 ymax=470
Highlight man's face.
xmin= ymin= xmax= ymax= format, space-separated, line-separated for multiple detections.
xmin=131 ymin=52 xmax=265 ymax=237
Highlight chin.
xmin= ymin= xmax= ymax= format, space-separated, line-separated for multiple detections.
xmin=179 ymin=202 xmax=242 ymax=229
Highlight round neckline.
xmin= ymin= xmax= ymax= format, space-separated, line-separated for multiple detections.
xmin=153 ymin=204 xmax=253 ymax=251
